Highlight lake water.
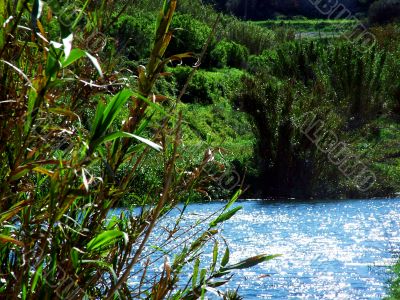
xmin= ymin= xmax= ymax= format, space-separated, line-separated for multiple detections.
xmin=128 ymin=198 xmax=400 ymax=299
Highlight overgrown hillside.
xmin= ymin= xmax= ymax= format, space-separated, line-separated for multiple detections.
xmin=116 ymin=0 xmax=400 ymax=200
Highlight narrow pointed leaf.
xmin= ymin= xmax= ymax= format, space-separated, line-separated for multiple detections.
xmin=221 ymin=247 xmax=230 ymax=267
xmin=209 ymin=206 xmax=242 ymax=228
xmin=192 ymin=258 xmax=199 ymax=290
xmin=31 ymin=263 xmax=44 ymax=292
xmin=0 ymin=234 xmax=24 ymax=246
xmin=87 ymin=230 xmax=128 ymax=252
xmin=221 ymin=254 xmax=281 ymax=271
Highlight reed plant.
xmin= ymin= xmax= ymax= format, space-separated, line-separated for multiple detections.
xmin=0 ymin=0 xmax=276 ymax=299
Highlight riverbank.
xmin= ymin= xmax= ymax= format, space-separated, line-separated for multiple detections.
xmin=107 ymin=1 xmax=400 ymax=201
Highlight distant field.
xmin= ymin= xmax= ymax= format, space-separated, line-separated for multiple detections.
xmin=253 ymin=19 xmax=359 ymax=34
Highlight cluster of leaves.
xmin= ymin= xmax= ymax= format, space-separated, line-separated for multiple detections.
xmin=210 ymin=40 xmax=249 ymax=68
xmin=0 ymin=0 xmax=276 ymax=299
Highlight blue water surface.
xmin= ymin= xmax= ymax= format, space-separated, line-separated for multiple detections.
xmin=125 ymin=198 xmax=400 ymax=299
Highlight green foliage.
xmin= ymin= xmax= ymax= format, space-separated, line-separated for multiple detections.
xmin=256 ymin=19 xmax=358 ymax=34
xmin=109 ymin=12 xmax=156 ymax=60
xmin=239 ymin=36 xmax=400 ymax=198
xmin=386 ymin=259 xmax=400 ymax=299
xmin=168 ymin=13 xmax=212 ymax=55
xmin=210 ymin=40 xmax=249 ymax=68
xmin=223 ymin=288 xmax=244 ymax=300
xmin=0 ymin=1 xmax=277 ymax=299
xmin=222 ymin=18 xmax=276 ymax=54
xmin=171 ymin=67 xmax=242 ymax=104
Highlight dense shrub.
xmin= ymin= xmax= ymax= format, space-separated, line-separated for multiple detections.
xmin=169 ymin=67 xmax=218 ymax=104
xmin=210 ymin=40 xmax=249 ymax=68
xmin=369 ymin=0 xmax=400 ymax=24
xmin=171 ymin=67 xmax=245 ymax=104
xmin=223 ymin=19 xmax=276 ymax=54
xmin=168 ymin=13 xmax=213 ymax=55
xmin=109 ymin=13 xmax=155 ymax=60
xmin=239 ymin=38 xmax=400 ymax=198
xmin=186 ymin=71 xmax=220 ymax=104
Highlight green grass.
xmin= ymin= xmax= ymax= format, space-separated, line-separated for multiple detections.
xmin=253 ymin=18 xmax=358 ymax=33
xmin=342 ymin=117 xmax=400 ymax=197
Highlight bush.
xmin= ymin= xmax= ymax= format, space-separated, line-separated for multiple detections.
xmin=210 ymin=40 xmax=249 ymax=68
xmin=171 ymin=67 xmax=245 ymax=104
xmin=224 ymin=19 xmax=276 ymax=54
xmin=168 ymin=13 xmax=213 ymax=55
xmin=109 ymin=13 xmax=155 ymax=60
xmin=369 ymin=0 xmax=400 ymax=24
xmin=170 ymin=67 xmax=218 ymax=104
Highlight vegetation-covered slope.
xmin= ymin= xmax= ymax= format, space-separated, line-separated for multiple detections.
xmin=115 ymin=0 xmax=400 ymax=200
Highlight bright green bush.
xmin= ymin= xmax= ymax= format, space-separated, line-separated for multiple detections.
xmin=224 ymin=19 xmax=276 ymax=54
xmin=170 ymin=67 xmax=245 ymax=104
xmin=168 ymin=13 xmax=213 ymax=55
xmin=109 ymin=12 xmax=155 ymax=60
xmin=210 ymin=40 xmax=249 ymax=68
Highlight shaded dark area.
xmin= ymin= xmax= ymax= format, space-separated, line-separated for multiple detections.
xmin=204 ymin=0 xmax=371 ymax=19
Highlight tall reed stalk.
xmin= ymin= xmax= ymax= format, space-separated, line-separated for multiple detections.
xmin=0 ymin=1 xmax=276 ymax=299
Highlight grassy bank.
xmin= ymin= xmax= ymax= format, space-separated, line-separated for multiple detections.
xmin=253 ymin=18 xmax=358 ymax=34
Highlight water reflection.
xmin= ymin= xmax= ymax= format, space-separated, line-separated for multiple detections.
xmin=125 ymin=198 xmax=400 ymax=299
xmin=187 ymin=199 xmax=400 ymax=299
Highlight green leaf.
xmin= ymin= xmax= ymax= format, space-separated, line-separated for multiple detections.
xmin=24 ymin=89 xmax=38 ymax=136
xmin=209 ymin=206 xmax=242 ymax=228
xmin=211 ymin=241 xmax=218 ymax=272
xmin=87 ymin=230 xmax=128 ymax=252
xmin=91 ymin=89 xmax=133 ymax=141
xmin=225 ymin=189 xmax=242 ymax=211
xmin=91 ymin=100 xmax=105 ymax=138
xmin=71 ymin=248 xmax=79 ymax=269
xmin=22 ymin=283 xmax=27 ymax=300
xmin=62 ymin=48 xmax=86 ymax=68
xmin=31 ymin=263 xmax=44 ymax=292
xmin=192 ymin=258 xmax=199 ymax=290
xmin=221 ymin=254 xmax=281 ymax=271
xmin=200 ymin=268 xmax=207 ymax=284
xmin=92 ymin=131 xmax=162 ymax=153
xmin=10 ymin=168 xmax=30 ymax=182
xmin=221 ymin=247 xmax=230 ymax=267
xmin=45 ymin=50 xmax=61 ymax=79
